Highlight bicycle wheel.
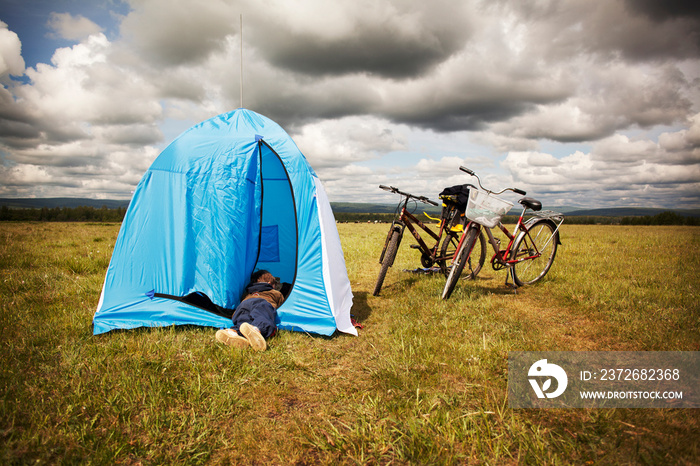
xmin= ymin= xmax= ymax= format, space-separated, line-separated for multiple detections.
xmin=373 ymin=229 xmax=401 ymax=296
xmin=510 ymin=219 xmax=559 ymax=286
xmin=439 ymin=228 xmax=486 ymax=279
xmin=437 ymin=230 xmax=460 ymax=274
xmin=442 ymin=226 xmax=480 ymax=300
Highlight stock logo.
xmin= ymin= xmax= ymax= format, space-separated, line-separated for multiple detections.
xmin=528 ymin=359 xmax=568 ymax=399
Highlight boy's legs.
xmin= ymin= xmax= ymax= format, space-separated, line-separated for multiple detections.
xmin=226 ymin=299 xmax=273 ymax=351
xmin=245 ymin=299 xmax=278 ymax=339
xmin=232 ymin=298 xmax=277 ymax=339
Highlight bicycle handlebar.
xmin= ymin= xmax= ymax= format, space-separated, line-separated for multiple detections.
xmin=378 ymin=185 xmax=439 ymax=206
xmin=459 ymin=166 xmax=475 ymax=176
xmin=459 ymin=166 xmax=527 ymax=196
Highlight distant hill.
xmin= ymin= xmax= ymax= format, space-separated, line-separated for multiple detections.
xmin=330 ymin=202 xmax=401 ymax=214
xmin=565 ymin=207 xmax=700 ymax=218
xmin=1 ymin=198 xmax=698 ymax=218
xmin=330 ymin=203 xmax=700 ymax=218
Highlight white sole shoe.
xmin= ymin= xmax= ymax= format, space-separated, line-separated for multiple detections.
xmin=215 ymin=329 xmax=250 ymax=349
xmin=239 ymin=323 xmax=267 ymax=351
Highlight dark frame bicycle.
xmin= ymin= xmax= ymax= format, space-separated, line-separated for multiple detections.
xmin=373 ymin=185 xmax=484 ymax=296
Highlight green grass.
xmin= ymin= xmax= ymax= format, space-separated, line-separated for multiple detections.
xmin=1 ymin=222 xmax=698 ymax=464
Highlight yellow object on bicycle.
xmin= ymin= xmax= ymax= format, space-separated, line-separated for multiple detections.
xmin=424 ymin=212 xmax=463 ymax=233
xmin=424 ymin=212 xmax=441 ymax=223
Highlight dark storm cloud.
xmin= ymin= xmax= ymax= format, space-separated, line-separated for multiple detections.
xmin=503 ymin=0 xmax=700 ymax=62
xmin=0 ymin=94 xmax=41 ymax=144
xmin=99 ymin=124 xmax=163 ymax=146
xmin=10 ymin=153 xmax=98 ymax=168
xmin=116 ymin=0 xmax=697 ymax=138
xmin=0 ymin=102 xmax=88 ymax=150
xmin=624 ymin=0 xmax=700 ymax=21
xmin=250 ymin=92 xmax=375 ymax=132
xmin=386 ymin=102 xmax=533 ymax=133
xmin=0 ymin=97 xmax=92 ymax=149
xmin=594 ymin=11 xmax=700 ymax=60
xmin=242 ymin=0 xmax=698 ymax=136
xmin=120 ymin=0 xmax=238 ymax=66
xmin=619 ymin=0 xmax=700 ymax=60
xmin=0 ymin=0 xmax=698 ymax=207
xmin=0 ymin=120 xmax=40 ymax=141
xmin=249 ymin=1 xmax=472 ymax=79
xmin=254 ymin=25 xmax=467 ymax=79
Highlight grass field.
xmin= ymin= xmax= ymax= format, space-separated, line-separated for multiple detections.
xmin=1 ymin=222 xmax=699 ymax=464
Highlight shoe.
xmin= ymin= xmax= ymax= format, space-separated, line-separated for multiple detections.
xmin=215 ymin=329 xmax=250 ymax=349
xmin=239 ymin=323 xmax=267 ymax=351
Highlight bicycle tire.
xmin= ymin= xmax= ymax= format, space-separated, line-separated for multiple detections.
xmin=466 ymin=230 xmax=486 ymax=279
xmin=437 ymin=230 xmax=460 ymax=274
xmin=373 ymin=229 xmax=401 ymax=296
xmin=439 ymin=228 xmax=486 ymax=279
xmin=441 ymin=226 xmax=480 ymax=300
xmin=510 ymin=218 xmax=559 ymax=286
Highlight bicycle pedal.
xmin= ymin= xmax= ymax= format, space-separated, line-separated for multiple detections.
xmin=409 ymin=244 xmax=421 ymax=249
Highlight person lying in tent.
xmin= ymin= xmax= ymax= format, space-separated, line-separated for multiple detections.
xmin=215 ymin=270 xmax=283 ymax=351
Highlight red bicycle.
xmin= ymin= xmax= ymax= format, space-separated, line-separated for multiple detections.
xmin=442 ymin=167 xmax=564 ymax=299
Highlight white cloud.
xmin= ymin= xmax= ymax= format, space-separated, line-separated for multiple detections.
xmin=591 ymin=134 xmax=659 ymax=163
xmin=0 ymin=163 xmax=54 ymax=187
xmin=657 ymin=113 xmax=700 ymax=165
xmin=18 ymin=34 xmax=162 ymax=127
xmin=489 ymin=62 xmax=695 ymax=144
xmin=47 ymin=13 xmax=104 ymax=41
xmin=294 ymin=116 xmax=407 ymax=169
xmin=0 ymin=21 xmax=25 ymax=78
xmin=0 ymin=29 xmax=164 ymax=198
xmin=501 ymin=124 xmax=700 ymax=208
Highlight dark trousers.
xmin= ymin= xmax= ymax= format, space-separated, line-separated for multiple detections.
xmin=231 ymin=298 xmax=277 ymax=339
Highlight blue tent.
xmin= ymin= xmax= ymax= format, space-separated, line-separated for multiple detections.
xmin=93 ymin=108 xmax=355 ymax=336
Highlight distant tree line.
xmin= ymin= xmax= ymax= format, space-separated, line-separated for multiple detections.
xmin=0 ymin=205 xmax=126 ymax=222
xmin=335 ymin=211 xmax=699 ymax=226
xmin=619 ymin=211 xmax=699 ymax=226
xmin=334 ymin=212 xmax=398 ymax=223
xmin=1 ymin=205 xmax=697 ymax=226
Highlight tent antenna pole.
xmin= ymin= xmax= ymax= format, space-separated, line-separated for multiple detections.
xmin=239 ymin=14 xmax=244 ymax=108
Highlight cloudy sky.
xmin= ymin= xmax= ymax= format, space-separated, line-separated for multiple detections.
xmin=0 ymin=0 xmax=699 ymax=209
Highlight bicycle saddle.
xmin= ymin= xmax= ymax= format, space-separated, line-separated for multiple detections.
xmin=519 ymin=197 xmax=542 ymax=211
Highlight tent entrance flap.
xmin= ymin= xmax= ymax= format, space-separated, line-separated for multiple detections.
xmin=256 ymin=142 xmax=297 ymax=285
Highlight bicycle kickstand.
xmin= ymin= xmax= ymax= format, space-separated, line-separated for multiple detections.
xmin=504 ymin=268 xmax=518 ymax=294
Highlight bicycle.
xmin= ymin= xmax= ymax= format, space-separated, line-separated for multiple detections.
xmin=373 ymin=185 xmax=484 ymax=296
xmin=442 ymin=167 xmax=564 ymax=300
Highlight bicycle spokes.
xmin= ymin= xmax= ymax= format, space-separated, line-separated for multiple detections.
xmin=510 ymin=220 xmax=559 ymax=286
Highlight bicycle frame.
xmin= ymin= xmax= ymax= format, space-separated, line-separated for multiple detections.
xmin=379 ymin=195 xmax=458 ymax=267
xmin=483 ymin=209 xmax=530 ymax=267
xmin=457 ymin=205 xmax=563 ymax=269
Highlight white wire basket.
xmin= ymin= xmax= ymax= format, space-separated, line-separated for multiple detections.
xmin=466 ymin=189 xmax=514 ymax=228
